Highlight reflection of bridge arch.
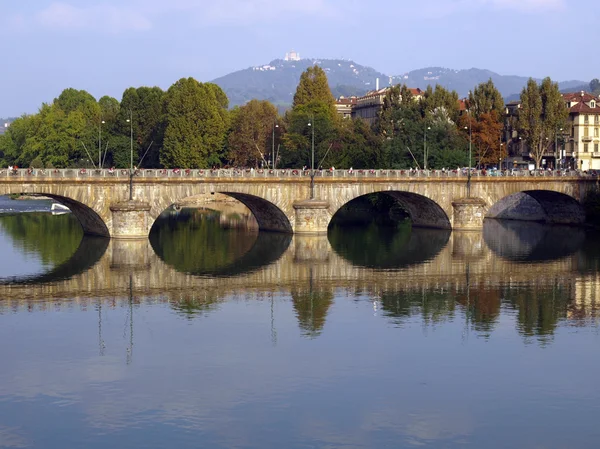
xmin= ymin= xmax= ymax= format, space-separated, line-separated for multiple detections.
xmin=486 ymin=190 xmax=586 ymax=225
xmin=483 ymin=220 xmax=585 ymax=262
xmin=0 ymin=236 xmax=109 ymax=285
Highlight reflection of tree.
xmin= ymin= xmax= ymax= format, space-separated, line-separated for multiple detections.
xmin=150 ymin=209 xmax=257 ymax=273
xmin=290 ymin=288 xmax=334 ymax=338
xmin=456 ymin=288 xmax=502 ymax=337
xmin=379 ymin=291 xmax=458 ymax=326
xmin=504 ymin=286 xmax=571 ymax=342
xmin=329 ymin=224 xmax=450 ymax=269
xmin=0 ymin=212 xmax=82 ymax=266
xmin=170 ymin=293 xmax=224 ymax=319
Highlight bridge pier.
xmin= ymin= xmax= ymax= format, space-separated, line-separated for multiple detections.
xmin=293 ymin=200 xmax=331 ymax=234
xmin=109 ymin=201 xmax=152 ymax=239
xmin=452 ymin=197 xmax=487 ymax=230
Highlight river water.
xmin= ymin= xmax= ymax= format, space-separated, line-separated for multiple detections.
xmin=0 ymin=196 xmax=599 ymax=449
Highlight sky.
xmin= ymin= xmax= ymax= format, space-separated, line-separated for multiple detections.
xmin=0 ymin=0 xmax=597 ymax=117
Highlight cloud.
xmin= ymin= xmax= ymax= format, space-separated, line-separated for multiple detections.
xmin=34 ymin=2 xmax=152 ymax=33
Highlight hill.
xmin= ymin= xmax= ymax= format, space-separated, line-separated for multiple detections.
xmin=212 ymin=59 xmax=588 ymax=108
xmin=212 ymin=58 xmax=386 ymax=107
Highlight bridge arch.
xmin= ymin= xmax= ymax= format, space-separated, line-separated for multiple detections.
xmin=329 ymin=191 xmax=452 ymax=230
xmin=148 ymin=191 xmax=293 ymax=235
xmin=486 ymin=190 xmax=586 ymax=225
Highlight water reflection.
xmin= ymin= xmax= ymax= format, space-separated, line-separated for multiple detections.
xmin=150 ymin=208 xmax=291 ymax=276
xmin=1 ymin=211 xmax=600 ymax=448
xmin=328 ymin=223 xmax=451 ymax=269
xmin=483 ymin=219 xmax=586 ymax=262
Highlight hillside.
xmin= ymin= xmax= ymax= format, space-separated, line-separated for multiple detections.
xmin=212 ymin=59 xmax=588 ymax=108
xmin=212 ymin=58 xmax=386 ymax=107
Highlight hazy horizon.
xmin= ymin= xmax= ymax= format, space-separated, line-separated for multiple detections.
xmin=1 ymin=0 xmax=597 ymax=117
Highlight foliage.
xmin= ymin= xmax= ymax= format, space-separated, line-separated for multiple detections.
xmin=227 ymin=100 xmax=280 ymax=167
xmin=460 ymin=112 xmax=503 ymax=167
xmin=161 ymin=78 xmax=229 ymax=168
xmin=591 ymin=79 xmax=600 ymax=95
xmin=467 ymin=79 xmax=505 ymax=120
xmin=518 ymin=77 xmax=568 ymax=168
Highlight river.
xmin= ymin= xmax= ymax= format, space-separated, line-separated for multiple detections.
xmin=0 ymin=196 xmax=599 ymax=449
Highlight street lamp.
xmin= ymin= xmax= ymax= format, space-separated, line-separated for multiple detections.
xmin=272 ymin=122 xmax=279 ymax=170
xmin=98 ymin=118 xmax=105 ymax=168
xmin=556 ymin=127 xmax=563 ymax=169
xmin=126 ymin=110 xmax=134 ymax=200
xmin=464 ymin=110 xmax=472 ymax=197
xmin=308 ymin=117 xmax=315 ymax=199
xmin=423 ymin=125 xmax=431 ymax=170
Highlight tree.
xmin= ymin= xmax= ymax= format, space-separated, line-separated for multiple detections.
xmin=117 ymin=86 xmax=166 ymax=168
xmin=591 ymin=79 xmax=600 ymax=95
xmin=293 ymin=66 xmax=336 ymax=112
xmin=421 ymin=85 xmax=461 ymax=125
xmin=518 ymin=77 xmax=568 ymax=168
xmin=161 ymin=78 xmax=229 ymax=168
xmin=468 ymin=79 xmax=505 ymax=120
xmin=283 ymin=66 xmax=339 ymax=168
xmin=460 ymin=112 xmax=503 ymax=167
xmin=227 ymin=99 xmax=279 ymax=167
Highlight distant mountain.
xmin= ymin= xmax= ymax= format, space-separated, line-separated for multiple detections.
xmin=212 ymin=59 xmax=588 ymax=108
xmin=212 ymin=58 xmax=386 ymax=107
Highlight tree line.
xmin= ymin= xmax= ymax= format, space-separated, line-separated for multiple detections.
xmin=0 ymin=67 xmax=572 ymax=170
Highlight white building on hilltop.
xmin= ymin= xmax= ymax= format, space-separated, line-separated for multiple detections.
xmin=284 ymin=50 xmax=300 ymax=61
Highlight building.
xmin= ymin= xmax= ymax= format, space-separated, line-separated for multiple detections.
xmin=349 ymin=86 xmax=424 ymax=125
xmin=0 ymin=122 xmax=9 ymax=135
xmin=284 ymin=50 xmax=300 ymax=61
xmin=334 ymin=96 xmax=357 ymax=119
xmin=564 ymin=91 xmax=600 ymax=171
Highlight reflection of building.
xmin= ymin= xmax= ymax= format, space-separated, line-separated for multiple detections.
xmin=564 ymin=91 xmax=600 ymax=171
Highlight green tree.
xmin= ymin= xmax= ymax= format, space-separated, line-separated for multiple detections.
xmin=591 ymin=79 xmax=600 ymax=95
xmin=161 ymin=78 xmax=229 ymax=168
xmin=283 ymin=66 xmax=339 ymax=168
xmin=421 ymin=85 xmax=461 ymax=125
xmin=468 ymin=79 xmax=505 ymax=120
xmin=227 ymin=100 xmax=280 ymax=168
xmin=518 ymin=77 xmax=568 ymax=168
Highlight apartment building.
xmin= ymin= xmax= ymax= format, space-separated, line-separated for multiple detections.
xmin=564 ymin=91 xmax=600 ymax=171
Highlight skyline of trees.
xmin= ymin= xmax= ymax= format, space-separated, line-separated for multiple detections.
xmin=0 ymin=71 xmax=579 ymax=170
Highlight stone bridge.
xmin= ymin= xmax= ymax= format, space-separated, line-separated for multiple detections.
xmin=0 ymin=168 xmax=597 ymax=238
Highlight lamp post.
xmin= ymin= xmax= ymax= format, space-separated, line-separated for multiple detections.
xmin=308 ymin=117 xmax=315 ymax=199
xmin=500 ymin=143 xmax=504 ymax=170
xmin=423 ymin=125 xmax=431 ymax=170
xmin=464 ymin=110 xmax=472 ymax=197
xmin=272 ymin=122 xmax=279 ymax=170
xmin=126 ymin=110 xmax=134 ymax=200
xmin=98 ymin=118 xmax=105 ymax=168
xmin=555 ymin=127 xmax=563 ymax=169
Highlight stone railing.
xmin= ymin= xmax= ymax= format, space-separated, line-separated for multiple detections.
xmin=0 ymin=167 xmax=594 ymax=179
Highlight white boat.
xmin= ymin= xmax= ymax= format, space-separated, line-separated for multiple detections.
xmin=51 ymin=203 xmax=71 ymax=214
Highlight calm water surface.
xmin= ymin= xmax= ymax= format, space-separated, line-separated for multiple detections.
xmin=0 ymin=198 xmax=599 ymax=449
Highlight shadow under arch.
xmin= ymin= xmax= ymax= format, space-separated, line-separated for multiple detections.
xmin=331 ymin=191 xmax=451 ymax=230
xmin=217 ymin=192 xmax=293 ymax=233
xmin=328 ymin=224 xmax=451 ymax=269
xmin=36 ymin=194 xmax=110 ymax=237
xmin=487 ymin=190 xmax=586 ymax=225
xmin=483 ymin=219 xmax=585 ymax=262
xmin=0 ymin=236 xmax=109 ymax=285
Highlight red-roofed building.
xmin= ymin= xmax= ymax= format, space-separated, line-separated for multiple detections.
xmin=350 ymin=86 xmax=424 ymax=125
xmin=334 ymin=96 xmax=357 ymax=119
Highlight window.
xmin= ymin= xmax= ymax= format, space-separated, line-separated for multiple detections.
xmin=584 ymin=143 xmax=589 ymax=152
xmin=596 ymin=143 xmax=599 ymax=153
xmin=596 ymin=128 xmax=599 ymax=137
xmin=584 ymin=127 xmax=589 ymax=137
xmin=585 ymin=115 xmax=589 ymax=123
xmin=596 ymin=115 xmax=599 ymax=124
xmin=592 ymin=101 xmax=596 ymax=108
